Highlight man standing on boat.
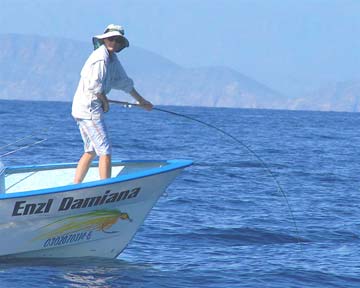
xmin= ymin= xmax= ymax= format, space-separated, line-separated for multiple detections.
xmin=72 ymin=24 xmax=153 ymax=184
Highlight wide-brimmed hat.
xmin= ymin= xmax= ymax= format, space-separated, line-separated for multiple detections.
xmin=92 ymin=24 xmax=129 ymax=50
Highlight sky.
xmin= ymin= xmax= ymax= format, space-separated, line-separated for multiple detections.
xmin=1 ymin=0 xmax=360 ymax=97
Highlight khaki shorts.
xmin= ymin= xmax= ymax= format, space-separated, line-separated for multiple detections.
xmin=76 ymin=118 xmax=112 ymax=156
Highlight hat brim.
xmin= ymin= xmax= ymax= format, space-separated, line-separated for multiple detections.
xmin=94 ymin=31 xmax=129 ymax=45
xmin=93 ymin=31 xmax=129 ymax=47
xmin=92 ymin=33 xmax=129 ymax=51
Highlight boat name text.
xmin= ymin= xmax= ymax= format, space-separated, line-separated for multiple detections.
xmin=11 ymin=187 xmax=141 ymax=216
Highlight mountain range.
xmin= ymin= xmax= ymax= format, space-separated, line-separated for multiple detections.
xmin=0 ymin=34 xmax=358 ymax=112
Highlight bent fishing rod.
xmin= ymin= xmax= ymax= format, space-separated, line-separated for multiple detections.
xmin=108 ymin=99 xmax=301 ymax=244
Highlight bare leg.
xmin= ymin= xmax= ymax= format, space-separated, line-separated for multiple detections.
xmin=74 ymin=152 xmax=96 ymax=184
xmin=99 ymin=154 xmax=111 ymax=179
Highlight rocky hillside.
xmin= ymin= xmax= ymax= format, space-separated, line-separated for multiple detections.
xmin=290 ymin=81 xmax=360 ymax=112
xmin=2 ymin=34 xmax=359 ymax=112
xmin=0 ymin=34 xmax=288 ymax=108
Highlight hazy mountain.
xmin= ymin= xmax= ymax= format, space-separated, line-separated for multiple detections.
xmin=2 ymin=34 xmax=359 ymax=112
xmin=0 ymin=34 xmax=289 ymax=108
xmin=0 ymin=34 xmax=88 ymax=101
xmin=290 ymin=81 xmax=360 ymax=112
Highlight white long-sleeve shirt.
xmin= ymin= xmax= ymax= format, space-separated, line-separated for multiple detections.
xmin=71 ymin=45 xmax=134 ymax=120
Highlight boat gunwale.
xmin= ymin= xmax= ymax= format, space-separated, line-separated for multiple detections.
xmin=0 ymin=159 xmax=192 ymax=200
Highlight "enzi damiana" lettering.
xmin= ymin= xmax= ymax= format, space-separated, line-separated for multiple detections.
xmin=12 ymin=187 xmax=140 ymax=216
xmin=58 ymin=187 xmax=140 ymax=211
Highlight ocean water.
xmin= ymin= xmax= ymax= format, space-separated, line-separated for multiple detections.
xmin=1 ymin=99 xmax=360 ymax=287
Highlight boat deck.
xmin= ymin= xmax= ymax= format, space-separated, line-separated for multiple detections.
xmin=1 ymin=161 xmax=168 ymax=194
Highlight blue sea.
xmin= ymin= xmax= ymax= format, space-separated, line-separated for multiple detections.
xmin=1 ymin=99 xmax=360 ymax=287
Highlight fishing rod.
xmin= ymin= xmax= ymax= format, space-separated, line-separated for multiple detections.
xmin=0 ymin=138 xmax=47 ymax=158
xmin=0 ymin=127 xmax=50 ymax=152
xmin=109 ymin=99 xmax=301 ymax=244
xmin=0 ymin=127 xmax=51 ymax=161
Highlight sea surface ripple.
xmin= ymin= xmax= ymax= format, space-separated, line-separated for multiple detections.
xmin=0 ymin=100 xmax=360 ymax=287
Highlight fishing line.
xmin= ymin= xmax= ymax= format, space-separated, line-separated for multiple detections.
xmin=0 ymin=127 xmax=50 ymax=152
xmin=0 ymin=138 xmax=47 ymax=158
xmin=0 ymin=127 xmax=51 ymax=164
xmin=5 ymin=171 xmax=38 ymax=192
xmin=109 ymin=99 xmax=301 ymax=244
xmin=0 ymin=134 xmax=34 ymax=151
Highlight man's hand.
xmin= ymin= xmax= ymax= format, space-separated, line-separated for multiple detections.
xmin=96 ymin=93 xmax=110 ymax=113
xmin=130 ymin=88 xmax=153 ymax=111
xmin=138 ymin=99 xmax=153 ymax=111
xmin=102 ymin=99 xmax=110 ymax=113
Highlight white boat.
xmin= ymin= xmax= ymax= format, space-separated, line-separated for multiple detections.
xmin=0 ymin=159 xmax=192 ymax=258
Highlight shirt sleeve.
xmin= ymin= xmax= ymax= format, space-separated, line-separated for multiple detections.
xmin=111 ymin=60 xmax=134 ymax=93
xmin=85 ymin=60 xmax=107 ymax=95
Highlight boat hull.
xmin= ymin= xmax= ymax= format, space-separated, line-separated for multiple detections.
xmin=0 ymin=160 xmax=191 ymax=258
